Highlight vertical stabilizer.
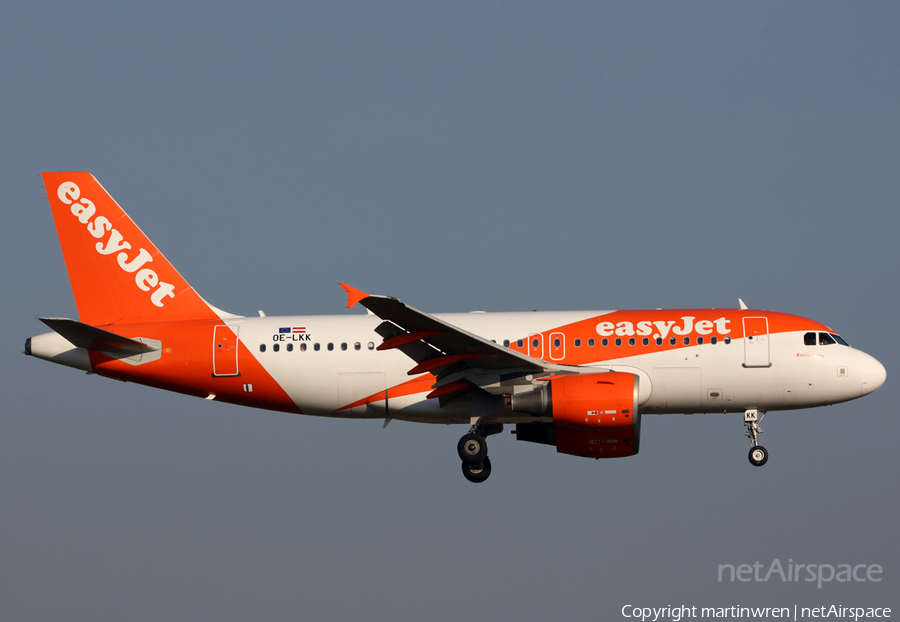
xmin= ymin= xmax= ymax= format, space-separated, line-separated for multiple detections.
xmin=41 ymin=172 xmax=217 ymax=325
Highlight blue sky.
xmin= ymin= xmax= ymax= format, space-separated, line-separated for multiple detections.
xmin=2 ymin=2 xmax=898 ymax=620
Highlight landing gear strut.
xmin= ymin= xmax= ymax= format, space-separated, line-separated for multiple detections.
xmin=744 ymin=409 xmax=768 ymax=467
xmin=457 ymin=422 xmax=502 ymax=483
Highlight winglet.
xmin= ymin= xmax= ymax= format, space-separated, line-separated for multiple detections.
xmin=339 ymin=283 xmax=369 ymax=309
xmin=738 ymin=298 xmax=749 ymax=310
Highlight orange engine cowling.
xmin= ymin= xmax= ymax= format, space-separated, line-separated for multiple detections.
xmin=546 ymin=372 xmax=639 ymax=429
xmin=511 ymin=372 xmax=641 ymax=459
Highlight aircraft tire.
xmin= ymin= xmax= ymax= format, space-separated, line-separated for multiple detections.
xmin=749 ymin=446 xmax=768 ymax=467
xmin=458 ymin=433 xmax=488 ymax=463
xmin=461 ymin=457 xmax=492 ymax=483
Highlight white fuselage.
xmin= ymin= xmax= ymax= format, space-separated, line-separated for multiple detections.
xmin=222 ymin=310 xmax=884 ymax=422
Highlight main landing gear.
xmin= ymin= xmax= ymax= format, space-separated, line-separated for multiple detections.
xmin=744 ymin=409 xmax=768 ymax=467
xmin=461 ymin=457 xmax=492 ymax=484
xmin=458 ymin=422 xmax=502 ymax=483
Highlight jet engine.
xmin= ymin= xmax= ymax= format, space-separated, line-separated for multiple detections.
xmin=511 ymin=371 xmax=641 ymax=459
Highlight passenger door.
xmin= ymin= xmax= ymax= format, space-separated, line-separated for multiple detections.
xmin=742 ymin=317 xmax=770 ymax=368
xmin=213 ymin=325 xmax=240 ymax=377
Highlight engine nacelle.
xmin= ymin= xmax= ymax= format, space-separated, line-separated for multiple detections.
xmin=512 ymin=371 xmax=641 ymax=459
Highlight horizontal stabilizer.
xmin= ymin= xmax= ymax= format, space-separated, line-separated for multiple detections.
xmin=39 ymin=318 xmax=158 ymax=355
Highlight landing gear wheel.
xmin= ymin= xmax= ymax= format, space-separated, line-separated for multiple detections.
xmin=458 ymin=433 xmax=488 ymax=463
xmin=461 ymin=457 xmax=492 ymax=483
xmin=749 ymin=446 xmax=768 ymax=467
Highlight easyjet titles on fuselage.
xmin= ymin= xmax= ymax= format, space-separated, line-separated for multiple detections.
xmin=596 ymin=316 xmax=731 ymax=340
xmin=57 ymin=181 xmax=176 ymax=308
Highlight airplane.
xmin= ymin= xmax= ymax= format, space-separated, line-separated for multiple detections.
xmin=25 ymin=172 xmax=887 ymax=483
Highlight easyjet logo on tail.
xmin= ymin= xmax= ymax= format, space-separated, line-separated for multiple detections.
xmin=57 ymin=182 xmax=175 ymax=308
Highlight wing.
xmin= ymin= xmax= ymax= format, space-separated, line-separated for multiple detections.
xmin=339 ymin=284 xmax=569 ymax=405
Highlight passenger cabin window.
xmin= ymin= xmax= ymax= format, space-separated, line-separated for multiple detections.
xmin=615 ymin=338 xmax=622 ymax=346
xmin=724 ymin=336 xmax=731 ymax=344
xmin=314 ymin=343 xmax=320 ymax=351
xmin=642 ymin=337 xmax=649 ymax=346
xmin=273 ymin=343 xmax=280 ymax=352
xmin=588 ymin=338 xmax=595 ymax=347
xmin=367 ymin=342 xmax=375 ymax=350
xmin=574 ymin=338 xmax=581 ymax=347
xmin=300 ymin=343 xmax=307 ymax=352
xmin=287 ymin=343 xmax=293 ymax=352
xmin=259 ymin=344 xmax=266 ymax=353
xmin=697 ymin=336 xmax=704 ymax=345
xmin=553 ymin=338 xmax=561 ymax=347
xmin=656 ymin=337 xmax=663 ymax=346
xmin=669 ymin=337 xmax=676 ymax=346
xmin=602 ymin=338 xmax=609 ymax=347
xmin=628 ymin=338 xmax=635 ymax=346
xmin=354 ymin=342 xmax=361 ymax=350
xmin=327 ymin=343 xmax=334 ymax=351
xmin=683 ymin=337 xmax=690 ymax=345
xmin=503 ymin=340 xmax=510 ymax=347
xmin=804 ymin=332 xmax=817 ymax=346
xmin=517 ymin=339 xmax=524 ymax=348
xmin=711 ymin=336 xmax=718 ymax=345
xmin=341 ymin=342 xmax=347 ymax=351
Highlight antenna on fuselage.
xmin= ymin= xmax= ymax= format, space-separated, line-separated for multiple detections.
xmin=738 ymin=298 xmax=749 ymax=310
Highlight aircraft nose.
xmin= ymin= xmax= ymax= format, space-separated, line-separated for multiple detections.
xmin=861 ymin=355 xmax=886 ymax=396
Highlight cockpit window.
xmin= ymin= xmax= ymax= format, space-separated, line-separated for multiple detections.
xmin=831 ymin=333 xmax=850 ymax=347
xmin=818 ymin=332 xmax=836 ymax=346
xmin=804 ymin=332 xmax=816 ymax=346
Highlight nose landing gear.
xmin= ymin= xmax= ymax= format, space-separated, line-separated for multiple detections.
xmin=457 ymin=422 xmax=502 ymax=483
xmin=744 ymin=409 xmax=768 ymax=467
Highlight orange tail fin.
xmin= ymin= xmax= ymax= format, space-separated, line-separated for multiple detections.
xmin=42 ymin=172 xmax=218 ymax=326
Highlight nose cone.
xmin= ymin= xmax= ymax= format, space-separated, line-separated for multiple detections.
xmin=861 ymin=355 xmax=886 ymax=396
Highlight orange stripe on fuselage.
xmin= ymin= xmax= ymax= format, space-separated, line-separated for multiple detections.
xmin=507 ymin=309 xmax=832 ymax=366
xmin=335 ymin=373 xmax=436 ymax=412
xmin=88 ymin=320 xmax=302 ymax=414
